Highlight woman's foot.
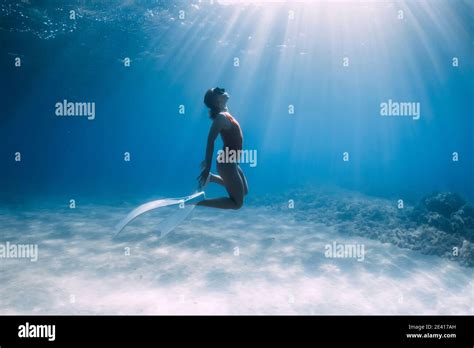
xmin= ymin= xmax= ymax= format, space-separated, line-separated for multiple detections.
xmin=198 ymin=172 xmax=211 ymax=190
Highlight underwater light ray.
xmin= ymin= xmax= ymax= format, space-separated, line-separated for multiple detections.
xmin=399 ymin=2 xmax=445 ymax=85
xmin=206 ymin=6 xmax=258 ymax=77
xmin=158 ymin=11 xmax=217 ymax=82
xmin=388 ymin=0 xmax=463 ymax=138
xmin=168 ymin=5 xmax=247 ymax=86
xmin=147 ymin=32 xmax=187 ymax=71
xmin=228 ymin=6 xmax=283 ymax=94
xmin=214 ymin=4 xmax=248 ymax=45
xmin=363 ymin=2 xmax=403 ymax=165
xmin=260 ymin=5 xmax=308 ymax=154
xmin=302 ymin=3 xmax=404 ymax=181
xmin=417 ymin=0 xmax=471 ymax=51
xmin=344 ymin=9 xmax=380 ymax=173
xmin=288 ymin=4 xmax=332 ymax=136
xmin=147 ymin=4 xmax=210 ymax=71
xmin=196 ymin=8 xmax=247 ymax=85
xmin=142 ymin=9 xmax=184 ymax=66
xmin=279 ymin=4 xmax=341 ymax=162
xmin=350 ymin=1 xmax=436 ymax=175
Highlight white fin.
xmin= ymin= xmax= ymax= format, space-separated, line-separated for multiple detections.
xmin=114 ymin=191 xmax=205 ymax=238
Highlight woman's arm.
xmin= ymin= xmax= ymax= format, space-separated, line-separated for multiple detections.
xmin=204 ymin=116 xmax=224 ymax=169
xmin=198 ymin=115 xmax=225 ymax=187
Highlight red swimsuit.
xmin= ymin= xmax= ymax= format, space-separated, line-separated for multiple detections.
xmin=220 ymin=112 xmax=243 ymax=151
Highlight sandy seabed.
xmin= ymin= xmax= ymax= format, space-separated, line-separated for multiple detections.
xmin=0 ymin=190 xmax=472 ymax=315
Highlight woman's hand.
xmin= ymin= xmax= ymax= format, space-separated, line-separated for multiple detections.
xmin=197 ymin=162 xmax=210 ymax=189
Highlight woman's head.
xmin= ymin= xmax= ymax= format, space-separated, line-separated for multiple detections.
xmin=204 ymin=87 xmax=229 ymax=118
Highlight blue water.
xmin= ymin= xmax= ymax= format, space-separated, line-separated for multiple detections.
xmin=0 ymin=1 xmax=473 ymax=314
xmin=1 ymin=0 xmax=472 ymax=204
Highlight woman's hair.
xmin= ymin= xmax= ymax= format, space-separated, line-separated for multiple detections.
xmin=204 ymin=87 xmax=226 ymax=119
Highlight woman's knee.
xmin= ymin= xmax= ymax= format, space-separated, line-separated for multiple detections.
xmin=232 ymin=197 xmax=244 ymax=210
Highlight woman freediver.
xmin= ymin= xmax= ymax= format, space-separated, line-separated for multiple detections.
xmin=114 ymin=87 xmax=248 ymax=237
xmin=196 ymin=87 xmax=248 ymax=209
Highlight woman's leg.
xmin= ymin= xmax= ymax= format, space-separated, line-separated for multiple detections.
xmin=197 ymin=164 xmax=244 ymax=209
xmin=237 ymin=165 xmax=248 ymax=196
